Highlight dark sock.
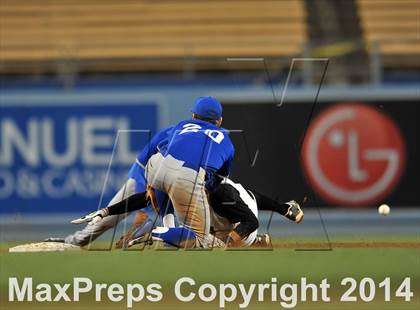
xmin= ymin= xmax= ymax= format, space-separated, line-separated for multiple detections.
xmin=250 ymin=190 xmax=290 ymax=216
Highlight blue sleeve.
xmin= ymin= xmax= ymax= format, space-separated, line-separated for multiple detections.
xmin=127 ymin=163 xmax=147 ymax=193
xmin=205 ymin=168 xmax=221 ymax=192
xmin=218 ymin=150 xmax=234 ymax=177
xmin=218 ymin=137 xmax=235 ymax=177
xmin=205 ymin=144 xmax=234 ymax=192
xmin=136 ymin=126 xmax=173 ymax=167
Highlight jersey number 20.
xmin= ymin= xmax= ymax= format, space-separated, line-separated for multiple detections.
xmin=179 ymin=123 xmax=225 ymax=144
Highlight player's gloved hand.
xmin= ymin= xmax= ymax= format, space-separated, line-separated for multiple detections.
xmin=71 ymin=208 xmax=109 ymax=225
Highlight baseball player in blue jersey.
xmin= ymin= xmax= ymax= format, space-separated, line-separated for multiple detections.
xmin=49 ymin=97 xmax=303 ymax=247
xmin=52 ymin=96 xmax=302 ymax=248
xmin=145 ymin=96 xmax=234 ymax=248
xmin=51 ymin=96 xmax=233 ymax=248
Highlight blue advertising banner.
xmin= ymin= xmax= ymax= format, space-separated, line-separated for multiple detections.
xmin=0 ymin=100 xmax=158 ymax=213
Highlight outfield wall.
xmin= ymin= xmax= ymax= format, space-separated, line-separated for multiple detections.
xmin=222 ymin=99 xmax=419 ymax=207
xmin=1 ymin=84 xmax=418 ymax=212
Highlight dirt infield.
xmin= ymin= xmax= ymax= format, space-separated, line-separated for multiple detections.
xmin=274 ymin=242 xmax=420 ymax=249
xmin=3 ymin=241 xmax=420 ymax=253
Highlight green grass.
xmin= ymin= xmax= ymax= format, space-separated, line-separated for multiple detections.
xmin=1 ymin=239 xmax=419 ymax=310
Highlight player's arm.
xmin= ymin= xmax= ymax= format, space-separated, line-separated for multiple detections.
xmin=71 ymin=192 xmax=149 ymax=225
xmin=107 ymin=192 xmax=149 ymax=215
xmin=71 ymin=189 xmax=173 ymax=225
xmin=206 ymin=146 xmax=234 ymax=191
xmin=136 ymin=126 xmax=174 ymax=168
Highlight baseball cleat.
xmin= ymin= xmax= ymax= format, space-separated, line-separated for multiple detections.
xmin=285 ymin=200 xmax=304 ymax=223
xmin=253 ymin=234 xmax=272 ymax=247
xmin=127 ymin=235 xmax=154 ymax=248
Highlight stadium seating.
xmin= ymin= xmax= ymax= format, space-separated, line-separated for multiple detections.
xmin=0 ymin=0 xmax=307 ymax=71
xmin=2 ymin=0 xmax=417 ymax=73
xmin=357 ymin=0 xmax=420 ymax=67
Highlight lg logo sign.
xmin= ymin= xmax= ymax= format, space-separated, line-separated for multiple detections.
xmin=302 ymin=103 xmax=405 ymax=207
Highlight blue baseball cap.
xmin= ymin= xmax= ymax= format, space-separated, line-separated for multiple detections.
xmin=191 ymin=96 xmax=222 ymax=120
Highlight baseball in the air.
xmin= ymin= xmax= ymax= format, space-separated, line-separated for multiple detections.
xmin=378 ymin=204 xmax=390 ymax=216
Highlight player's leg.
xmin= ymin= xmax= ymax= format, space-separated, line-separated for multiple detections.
xmin=127 ymin=226 xmax=197 ymax=248
xmin=209 ymin=207 xmax=234 ymax=243
xmin=145 ymin=153 xmax=204 ymax=246
xmin=209 ymin=207 xmax=259 ymax=248
xmin=250 ymin=190 xmax=304 ymax=223
xmin=64 ymin=178 xmax=137 ymax=246
xmin=114 ymin=190 xmax=174 ymax=247
xmin=126 ymin=199 xmax=226 ymax=249
xmin=113 ymin=186 xmax=174 ymax=248
xmin=123 ymin=189 xmax=209 ymax=249
xmin=155 ymin=189 xmax=175 ymax=228
xmin=210 ymin=183 xmax=259 ymax=242
xmin=166 ymin=165 xmax=227 ymax=248
xmin=146 ymin=153 xmax=224 ymax=248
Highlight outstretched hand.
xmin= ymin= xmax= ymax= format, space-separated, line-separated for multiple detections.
xmin=71 ymin=208 xmax=109 ymax=225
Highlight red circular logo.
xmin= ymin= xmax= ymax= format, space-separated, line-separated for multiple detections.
xmin=301 ymin=103 xmax=406 ymax=207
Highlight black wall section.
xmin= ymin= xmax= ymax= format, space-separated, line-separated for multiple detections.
xmin=223 ymin=100 xmax=419 ymax=207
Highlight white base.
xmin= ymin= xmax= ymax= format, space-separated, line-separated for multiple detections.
xmin=9 ymin=242 xmax=81 ymax=253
